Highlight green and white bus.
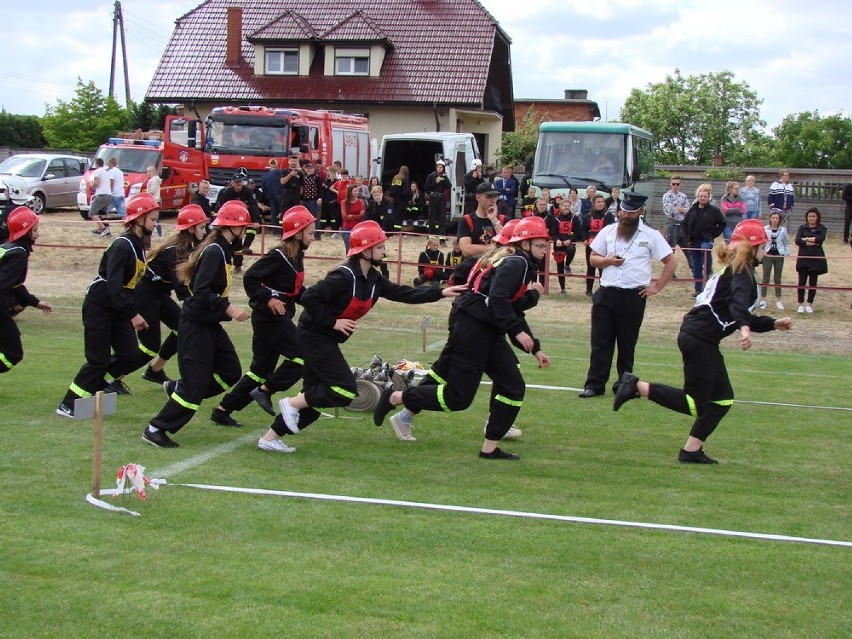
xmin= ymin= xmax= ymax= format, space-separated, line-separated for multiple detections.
xmin=533 ymin=121 xmax=655 ymax=209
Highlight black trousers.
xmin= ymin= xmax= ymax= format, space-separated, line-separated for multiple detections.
xmin=427 ymin=195 xmax=444 ymax=235
xmin=402 ymin=312 xmax=525 ymax=441
xmin=583 ymin=286 xmax=647 ymax=393
xmin=219 ymin=314 xmax=303 ymax=413
xmin=63 ymin=299 xmax=147 ymax=403
xmin=149 ymin=316 xmax=242 ymax=434
xmin=584 ymin=245 xmax=602 ymax=294
xmin=554 ymin=245 xmax=577 ymax=290
xmin=646 ymin=331 xmax=733 ymax=442
xmin=136 ymin=286 xmax=181 ymax=361
xmin=0 ymin=312 xmax=22 ymax=373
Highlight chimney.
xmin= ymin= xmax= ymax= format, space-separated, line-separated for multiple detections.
xmin=226 ymin=6 xmax=243 ymax=65
xmin=564 ymin=89 xmax=588 ymax=100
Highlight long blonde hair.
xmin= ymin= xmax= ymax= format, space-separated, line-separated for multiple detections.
xmin=177 ymin=228 xmax=224 ymax=285
xmin=715 ymin=237 xmax=756 ymax=274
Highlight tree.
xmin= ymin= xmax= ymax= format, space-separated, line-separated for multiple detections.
xmin=0 ymin=110 xmax=47 ymax=148
xmin=496 ymin=106 xmax=545 ymax=168
xmin=772 ymin=111 xmax=852 ymax=169
xmin=620 ymin=69 xmax=765 ymax=165
xmin=41 ymin=79 xmax=130 ymax=152
xmin=128 ymin=100 xmax=156 ymax=132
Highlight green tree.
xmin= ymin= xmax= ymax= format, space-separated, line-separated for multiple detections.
xmin=154 ymin=104 xmax=179 ymax=130
xmin=41 ymin=79 xmax=130 ymax=152
xmin=772 ymin=111 xmax=852 ymax=169
xmin=620 ymin=69 xmax=765 ymax=165
xmin=0 ymin=110 xmax=47 ymax=148
xmin=128 ymin=100 xmax=156 ymax=132
xmin=497 ymin=106 xmax=544 ymax=168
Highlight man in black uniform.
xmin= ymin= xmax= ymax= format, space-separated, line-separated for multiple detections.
xmin=279 ymin=155 xmax=304 ymax=220
xmin=216 ymin=169 xmax=260 ymax=272
xmin=463 ymin=160 xmax=485 ymax=214
xmin=423 ymin=160 xmax=450 ymax=237
xmin=191 ymin=180 xmax=215 ymax=219
xmin=457 ymin=182 xmax=505 ymax=258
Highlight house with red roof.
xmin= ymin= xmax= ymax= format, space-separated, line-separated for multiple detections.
xmin=145 ymin=0 xmax=514 ymax=163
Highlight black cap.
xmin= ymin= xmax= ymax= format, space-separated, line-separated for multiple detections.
xmin=620 ymin=192 xmax=648 ymax=212
xmin=475 ymin=182 xmax=499 ymax=196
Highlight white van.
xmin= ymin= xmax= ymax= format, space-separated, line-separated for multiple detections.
xmin=374 ymin=132 xmax=480 ymax=229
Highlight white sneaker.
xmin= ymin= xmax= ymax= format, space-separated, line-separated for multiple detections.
xmin=389 ymin=413 xmax=416 ymax=441
xmin=278 ymin=398 xmax=301 ymax=433
xmin=257 ymin=437 xmax=295 ymax=453
xmin=757 ymin=300 xmax=767 ymax=310
xmin=805 ymin=304 xmax=813 ymax=314
xmin=775 ymin=300 xmax=784 ymax=310
xmin=797 ymin=305 xmax=805 ymax=314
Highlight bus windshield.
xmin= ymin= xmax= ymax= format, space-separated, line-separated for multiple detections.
xmin=534 ymin=131 xmax=627 ymax=191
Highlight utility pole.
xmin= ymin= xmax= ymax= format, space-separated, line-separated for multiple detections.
xmin=109 ymin=0 xmax=131 ymax=105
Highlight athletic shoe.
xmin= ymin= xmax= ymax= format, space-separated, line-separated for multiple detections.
xmin=242 ymin=247 xmax=253 ymax=255
xmin=613 ymin=372 xmax=640 ymax=412
xmin=278 ymin=398 xmax=300 ymax=433
xmin=478 ymin=447 xmax=520 ymax=460
xmin=373 ymin=382 xmax=394 ymax=427
xmin=775 ymin=300 xmax=784 ymax=310
xmin=250 ymin=386 xmax=276 ymax=416
xmin=257 ymin=437 xmax=295 ymax=453
xmin=163 ymin=380 xmax=177 ymax=399
xmin=805 ymin=304 xmax=813 ymax=314
xmin=757 ymin=300 xmax=767 ymax=310
xmin=677 ymin=447 xmax=717 ymax=464
xmin=210 ymin=408 xmax=243 ymax=428
xmin=56 ymin=402 xmax=74 ymax=419
xmin=99 ymin=228 xmax=111 ymax=238
xmin=559 ymin=289 xmax=567 ymax=296
xmin=142 ymin=367 xmax=172 ymax=384
xmin=90 ymin=228 xmax=101 ymax=235
xmin=797 ymin=305 xmax=805 ymax=314
xmin=104 ymin=379 xmax=130 ymax=395
xmin=142 ymin=427 xmax=179 ymax=448
xmin=233 ymin=265 xmax=242 ymax=274
xmin=389 ymin=413 xmax=416 ymax=441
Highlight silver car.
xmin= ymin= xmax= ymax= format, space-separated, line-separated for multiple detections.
xmin=0 ymin=153 xmax=89 ymax=214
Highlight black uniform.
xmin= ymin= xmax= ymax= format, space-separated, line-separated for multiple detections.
xmin=59 ymin=231 xmax=148 ymax=412
xmin=463 ymin=170 xmax=485 ymax=213
xmin=553 ymin=211 xmax=579 ymax=291
xmin=423 ymin=170 xmax=450 ymax=235
xmin=0 ymin=236 xmax=41 ymax=373
xmin=388 ymin=175 xmax=410 ymax=232
xmin=279 ymin=167 xmax=304 ymax=212
xmin=218 ymin=245 xmax=306 ymax=418
xmin=216 ymin=185 xmax=259 ymax=266
xmin=191 ymin=191 xmax=214 ymax=219
xmin=147 ymin=236 xmax=243 ymax=437
xmin=0 ymin=202 xmax=17 ymax=244
xmin=414 ymin=248 xmax=446 ymax=285
xmin=646 ymin=266 xmax=777 ymax=443
xmin=536 ymin=210 xmax=560 ymax=285
xmin=580 ymin=209 xmax=616 ymax=295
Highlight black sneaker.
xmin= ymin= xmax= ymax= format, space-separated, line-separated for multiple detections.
xmin=249 ymin=386 xmax=276 ymax=416
xmin=142 ymin=427 xmax=179 ymax=448
xmin=479 ymin=447 xmax=520 ymax=460
xmin=56 ymin=402 xmax=75 ymax=419
xmin=104 ymin=379 xmax=130 ymax=395
xmin=142 ymin=367 xmax=172 ymax=384
xmin=210 ymin=408 xmax=243 ymax=428
xmin=613 ymin=372 xmax=640 ymax=411
xmin=678 ymin=448 xmax=718 ymax=464
xmin=373 ymin=382 xmax=395 ymax=427
xmin=163 ymin=380 xmax=177 ymax=399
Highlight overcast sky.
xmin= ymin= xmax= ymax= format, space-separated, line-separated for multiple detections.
xmin=2 ymin=0 xmax=850 ymax=130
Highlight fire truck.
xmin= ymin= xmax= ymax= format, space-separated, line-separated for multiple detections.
xmin=162 ymin=106 xmax=371 ymax=201
xmin=77 ymin=134 xmax=201 ymax=213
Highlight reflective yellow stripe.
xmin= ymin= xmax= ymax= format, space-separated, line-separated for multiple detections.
xmin=437 ymin=384 xmax=451 ymax=412
xmin=685 ymin=394 xmax=697 ymax=416
xmin=0 ymin=352 xmax=14 ymax=370
xmin=495 ymin=394 xmax=523 ymax=407
xmin=711 ymin=398 xmax=734 ymax=406
xmin=138 ymin=342 xmax=158 ymax=357
xmin=246 ymin=370 xmax=265 ymax=384
xmin=171 ymin=392 xmax=200 ymax=411
xmin=213 ymin=373 xmax=230 ymax=391
xmin=331 ymin=385 xmax=356 ymax=400
xmin=69 ymin=383 xmax=92 ymax=398
xmin=428 ymin=369 xmax=447 ymax=385
xmin=285 ymin=356 xmax=304 ymax=366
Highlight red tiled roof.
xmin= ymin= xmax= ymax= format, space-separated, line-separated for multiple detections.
xmin=146 ymin=0 xmax=509 ymax=107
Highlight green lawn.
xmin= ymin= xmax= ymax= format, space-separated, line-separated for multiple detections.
xmin=1 ymin=298 xmax=849 ymax=638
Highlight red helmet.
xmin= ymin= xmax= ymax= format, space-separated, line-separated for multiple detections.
xmin=347 ymin=220 xmax=387 ymax=257
xmin=510 ymin=217 xmax=550 ymax=243
xmin=493 ymin=218 xmax=521 ymax=245
xmin=175 ymin=204 xmax=207 ymax=231
xmin=7 ymin=206 xmax=39 ymax=242
xmin=730 ymin=219 xmax=768 ymax=247
xmin=125 ymin=193 xmax=160 ymax=223
xmin=211 ymin=200 xmax=251 ymax=227
xmin=281 ymin=205 xmax=316 ymax=239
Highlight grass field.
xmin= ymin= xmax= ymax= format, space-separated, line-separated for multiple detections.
xmin=1 ymin=290 xmax=849 ymax=639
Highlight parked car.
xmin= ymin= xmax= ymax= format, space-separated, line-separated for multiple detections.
xmin=0 ymin=153 xmax=89 ymax=214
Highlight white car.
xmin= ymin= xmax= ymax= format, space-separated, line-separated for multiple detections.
xmin=0 ymin=153 xmax=89 ymax=214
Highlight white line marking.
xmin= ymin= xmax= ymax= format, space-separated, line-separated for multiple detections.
xmin=150 ymin=431 xmax=264 ymax=478
xmin=177 ymin=483 xmax=852 ymax=548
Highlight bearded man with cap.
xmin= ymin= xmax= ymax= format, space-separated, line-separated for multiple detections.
xmin=578 ymin=192 xmax=677 ymax=398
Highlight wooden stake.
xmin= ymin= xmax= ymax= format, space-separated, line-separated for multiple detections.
xmin=91 ymin=392 xmax=104 ymax=498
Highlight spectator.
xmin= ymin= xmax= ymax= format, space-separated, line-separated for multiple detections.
xmin=605 ymin=187 xmax=621 ymax=216
xmin=741 ymin=175 xmax=762 ymax=220
xmin=88 ymin=158 xmax=113 ymax=237
xmin=579 ymin=185 xmax=597 ymax=217
xmin=794 ymin=207 xmax=828 ymax=314
xmin=279 ymin=155 xmax=303 ymax=215
xmin=388 ymin=165 xmax=410 ymax=232
xmin=520 ymin=186 xmax=538 ymax=217
xmin=406 ymin=181 xmax=426 ymax=226
xmin=661 ymin=175 xmax=690 ymax=271
xmin=107 ymin=158 xmax=127 ymax=220
xmin=340 ymin=183 xmax=366 ymax=251
xmin=579 ymin=194 xmax=615 ymax=297
xmin=144 ymin=165 xmax=162 ymax=239
xmin=423 ymin=161 xmax=450 ymax=236
xmin=758 ymin=209 xmax=790 ymax=311
xmin=683 ymin=183 xmax=724 ymax=296
xmin=566 ymin=187 xmax=582 ymax=215
xmin=768 ymin=169 xmax=794 ymax=226
xmin=720 ymin=181 xmax=746 ymax=242
xmin=494 ymin=166 xmax=519 ymax=216
xmin=300 ymin=162 xmax=322 ymax=238
xmin=191 ymin=180 xmax=214 ymax=219
xmin=413 ymin=237 xmax=446 ymax=287
xmin=457 ymin=182 xmax=506 ymax=257
xmin=463 ymin=159 xmax=484 ymax=213
xmin=842 ymin=175 xmax=852 ymax=245
xmin=553 ymin=197 xmax=579 ymax=295
xmin=261 ymin=158 xmax=283 ymax=224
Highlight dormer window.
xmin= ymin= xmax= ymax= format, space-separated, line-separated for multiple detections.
xmin=334 ymin=48 xmax=370 ymax=75
xmin=265 ymin=49 xmax=299 ymax=74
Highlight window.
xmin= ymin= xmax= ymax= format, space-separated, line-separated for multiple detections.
xmin=47 ymin=159 xmax=66 ymax=178
xmin=265 ymin=49 xmax=299 ymax=75
xmin=335 ymin=52 xmax=369 ymax=76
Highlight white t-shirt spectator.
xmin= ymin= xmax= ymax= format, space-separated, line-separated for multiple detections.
xmin=91 ymin=166 xmax=111 ymax=196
